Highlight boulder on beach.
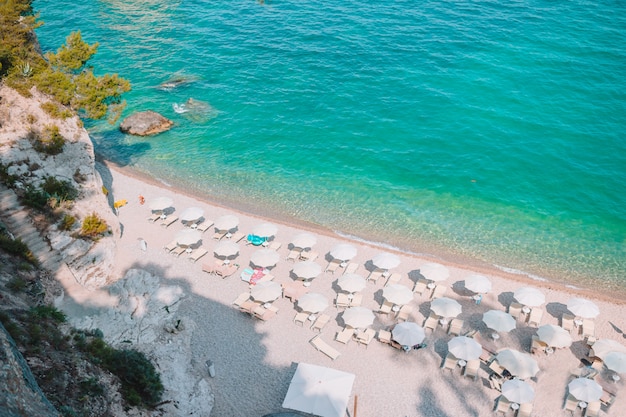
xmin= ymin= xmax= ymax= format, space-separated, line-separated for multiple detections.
xmin=119 ymin=110 xmax=173 ymax=136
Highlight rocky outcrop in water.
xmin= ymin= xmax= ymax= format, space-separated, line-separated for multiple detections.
xmin=119 ymin=111 xmax=173 ymax=136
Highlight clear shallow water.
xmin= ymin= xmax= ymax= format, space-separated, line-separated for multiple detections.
xmin=34 ymin=1 xmax=626 ymax=291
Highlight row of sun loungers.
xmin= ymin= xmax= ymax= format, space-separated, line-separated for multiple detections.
xmin=294 ymin=312 xmax=331 ymax=332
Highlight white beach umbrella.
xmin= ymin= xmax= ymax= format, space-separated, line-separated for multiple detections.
xmin=214 ymin=214 xmax=239 ymax=231
xmin=603 ymin=351 xmax=626 ymax=374
xmin=448 ymin=336 xmax=482 ymax=361
xmin=292 ymin=261 xmax=322 ymax=280
xmin=252 ymin=223 xmax=278 ymax=238
xmin=591 ymin=339 xmax=626 ymax=359
xmin=430 ymin=297 xmax=462 ymax=318
xmin=567 ymin=298 xmax=600 ymax=319
xmin=392 ymin=322 xmax=425 ymax=347
xmin=290 ymin=233 xmax=317 ymax=249
xmin=465 ymin=274 xmax=492 ymax=294
xmin=250 ymin=281 xmax=282 ymax=303
xmin=420 ymin=262 xmax=449 ymax=282
xmin=536 ymin=324 xmax=573 ymax=349
xmin=149 ymin=196 xmax=173 ymax=212
xmin=282 ymin=363 xmax=355 ymax=417
xmin=175 ymin=229 xmax=202 ymax=247
xmin=297 ymin=293 xmax=329 ymax=314
xmin=336 ymin=273 xmax=366 ymax=294
xmin=213 ymin=240 xmax=240 ymax=258
xmin=250 ymin=249 xmax=280 ymax=268
xmin=342 ymin=307 xmax=375 ymax=329
xmin=372 ymin=252 xmax=401 ymax=270
xmin=482 ymin=310 xmax=517 ymax=333
xmin=495 ymin=349 xmax=540 ymax=380
xmin=382 ymin=284 xmax=414 ymax=306
xmin=502 ymin=379 xmax=535 ymax=404
xmin=568 ymin=377 xmax=603 ymax=402
xmin=179 ymin=206 xmax=204 ymax=223
xmin=514 ymin=287 xmax=545 ymax=307
xmin=330 ymin=244 xmax=357 ymax=261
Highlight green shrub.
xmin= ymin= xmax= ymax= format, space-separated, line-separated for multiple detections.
xmin=80 ymin=213 xmax=108 ymax=238
xmin=42 ymin=176 xmax=78 ymax=201
xmin=0 ymin=163 xmax=19 ymax=187
xmin=32 ymin=125 xmax=66 ymax=155
xmin=21 ymin=185 xmax=49 ymax=210
xmin=40 ymin=101 xmax=73 ymax=119
xmin=0 ymin=234 xmax=38 ymax=264
xmin=26 ymin=113 xmax=37 ymax=124
xmin=60 ymin=214 xmax=76 ymax=231
xmin=29 ymin=305 xmax=66 ymax=323
xmin=7 ymin=276 xmax=28 ymax=292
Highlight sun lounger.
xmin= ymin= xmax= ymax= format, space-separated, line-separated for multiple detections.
xmin=170 ymin=246 xmax=186 ymax=257
xmin=294 ymin=311 xmax=309 ymax=326
xmin=385 ymin=273 xmax=402 ymax=286
xmin=508 ymin=302 xmax=523 ymax=320
xmin=232 ymin=292 xmax=250 ymax=307
xmin=286 ymin=248 xmax=302 ymax=261
xmin=299 ymin=251 xmax=318 ymax=261
xmin=349 ymin=293 xmax=362 ymax=307
xmin=188 ymin=247 xmax=208 ymax=263
xmin=527 ymin=308 xmax=543 ymax=327
xmin=377 ymin=329 xmax=392 ymax=344
xmin=325 ymin=259 xmax=342 ymax=274
xmin=239 ymin=300 xmax=258 ymax=315
xmin=582 ymin=319 xmax=595 ymax=338
xmin=217 ymin=263 xmax=238 ymax=278
xmin=367 ymin=269 xmax=384 ymax=284
xmin=463 ymin=359 xmax=480 ymax=381
xmin=464 ymin=329 xmax=478 ymax=338
xmin=267 ymin=241 xmax=281 ymax=251
xmin=584 ymin=401 xmax=600 ymax=417
xmin=311 ymin=314 xmax=330 ymax=332
xmin=495 ymin=396 xmax=511 ymax=415
xmin=228 ymin=231 xmax=245 ymax=243
xmin=430 ymin=284 xmax=447 ymax=299
xmin=423 ymin=313 xmax=439 ymax=332
xmin=489 ymin=360 xmax=505 ymax=377
xmin=378 ymin=300 xmax=393 ymax=316
xmin=335 ymin=293 xmax=351 ymax=309
xmin=447 ymin=318 xmax=464 ymax=336
xmin=517 ymin=402 xmax=533 ymax=417
xmin=202 ymin=261 xmax=216 ymax=274
xmin=530 ymin=335 xmax=548 ymax=355
xmin=355 ymin=328 xmax=376 ymax=348
xmin=489 ymin=375 xmax=503 ymax=392
xmin=441 ymin=352 xmax=458 ymax=371
xmin=563 ymin=394 xmax=578 ymax=412
xmin=344 ymin=262 xmax=358 ymax=274
xmin=164 ymin=240 xmax=178 ymax=252
xmin=413 ymin=279 xmax=429 ymax=296
xmin=310 ymin=335 xmax=340 ymax=360
xmin=396 ymin=305 xmax=413 ymax=322
xmin=561 ymin=313 xmax=575 ymax=332
xmin=601 ymin=390 xmax=616 ymax=408
xmin=160 ymin=215 xmax=179 ymax=228
xmin=254 ymin=304 xmax=278 ymax=321
xmin=148 ymin=212 xmax=160 ymax=222
xmin=212 ymin=229 xmax=227 ymax=240
xmin=335 ymin=327 xmax=354 ymax=344
xmin=196 ymin=220 xmax=214 ymax=233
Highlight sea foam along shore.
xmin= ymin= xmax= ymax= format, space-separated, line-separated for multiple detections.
xmin=71 ymin=159 xmax=626 ymax=417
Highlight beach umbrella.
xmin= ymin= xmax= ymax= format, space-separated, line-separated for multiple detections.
xmin=250 ymin=249 xmax=280 ymax=268
xmin=149 ymin=196 xmax=173 ymax=212
xmin=292 ymin=261 xmax=322 ymax=280
xmin=567 ymin=298 xmax=600 ymax=319
xmin=342 ymin=307 xmax=375 ymax=329
xmin=430 ymin=297 xmax=462 ymax=318
xmin=282 ymin=362 xmax=355 ymax=417
xmin=297 ymin=293 xmax=329 ymax=314
xmin=179 ymin=206 xmax=204 ymax=223
xmin=495 ymin=349 xmax=539 ymax=380
xmin=330 ymin=244 xmax=357 ymax=261
xmin=213 ymin=240 xmax=240 ymax=258
xmin=482 ymin=310 xmax=516 ymax=333
xmin=175 ymin=229 xmax=202 ymax=247
xmin=372 ymin=252 xmax=401 ymax=270
xmin=250 ymin=281 xmax=282 ymax=303
xmin=591 ymin=339 xmax=626 ymax=359
xmin=603 ymin=351 xmax=626 ymax=374
xmin=382 ymin=284 xmax=414 ymax=306
xmin=252 ymin=223 xmax=278 ymax=239
xmin=336 ymin=273 xmax=366 ymax=294
xmin=419 ymin=262 xmax=449 ymax=282
xmin=214 ymin=214 xmax=239 ymax=231
xmin=465 ymin=274 xmax=492 ymax=294
xmin=392 ymin=322 xmax=425 ymax=347
xmin=514 ymin=287 xmax=545 ymax=307
xmin=448 ymin=336 xmax=482 ymax=361
xmin=502 ymin=379 xmax=535 ymax=404
xmin=536 ymin=324 xmax=573 ymax=348
xmin=290 ymin=233 xmax=317 ymax=249
xmin=568 ymin=377 xmax=603 ymax=402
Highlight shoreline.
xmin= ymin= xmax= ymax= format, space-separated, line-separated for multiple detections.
xmin=101 ymin=156 xmax=626 ymax=304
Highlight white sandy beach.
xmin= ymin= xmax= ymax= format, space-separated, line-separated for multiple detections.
xmin=86 ymin=161 xmax=626 ymax=417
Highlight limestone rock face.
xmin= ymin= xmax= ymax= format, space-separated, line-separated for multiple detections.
xmin=119 ymin=111 xmax=173 ymax=136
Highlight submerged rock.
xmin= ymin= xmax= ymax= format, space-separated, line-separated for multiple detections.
xmin=119 ymin=110 xmax=173 ymax=136
xmin=172 ymin=98 xmax=217 ymax=123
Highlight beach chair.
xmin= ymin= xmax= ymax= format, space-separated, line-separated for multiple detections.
xmin=530 ymin=335 xmax=548 ymax=355
xmin=212 ymin=229 xmax=227 ymax=240
xmin=254 ymin=305 xmax=278 ymax=321
xmin=378 ymin=300 xmax=393 ymax=316
xmin=423 ymin=313 xmax=439 ymax=332
xmin=239 ymin=300 xmax=258 ymax=315
xmin=561 ymin=313 xmax=575 ymax=332
xmin=489 ymin=360 xmax=505 ymax=377
xmin=563 ymin=394 xmax=578 ymax=413
xmin=396 ymin=305 xmax=413 ymax=322
xmin=517 ymin=402 xmax=533 ymax=417
xmin=310 ymin=335 xmax=340 ymax=360
xmin=335 ymin=327 xmax=354 ymax=344
xmin=232 ymin=292 xmax=250 ymax=308
xmin=463 ymin=359 xmax=480 ymax=381
xmin=600 ymin=390 xmax=615 ymax=409
xmin=413 ymin=279 xmax=429 ymax=296
xmin=335 ymin=293 xmax=351 ymax=309
xmin=349 ymin=293 xmax=363 ymax=307
xmin=201 ymin=261 xmax=216 ymax=275
xmin=430 ymin=285 xmax=447 ymax=299
xmin=582 ymin=319 xmax=595 ymax=339
xmin=584 ymin=401 xmax=600 ymax=417
xmin=325 ymin=259 xmax=342 ymax=274
xmin=286 ymin=248 xmax=302 ymax=261
xmin=367 ymin=269 xmax=385 ymax=284
xmin=441 ymin=352 xmax=458 ymax=371
xmin=447 ymin=318 xmax=464 ymax=336
xmin=377 ymin=329 xmax=392 ymax=344
xmin=161 ymin=215 xmax=179 ymax=228
xmin=489 ymin=375 xmax=503 ymax=392
xmin=196 ymin=220 xmax=214 ymax=233
xmin=527 ymin=308 xmax=543 ymax=327
xmin=170 ymin=245 xmax=186 ymax=257
xmin=508 ymin=302 xmax=523 ymax=320
xmin=385 ymin=273 xmax=402 ymax=287
xmin=188 ymin=247 xmax=208 ymax=263
xmin=229 ymin=231 xmax=246 ymax=243
xmin=299 ymin=251 xmax=318 ymax=261
xmin=294 ymin=311 xmax=309 ymax=326
xmin=494 ymin=396 xmax=511 ymax=415
xmin=344 ymin=262 xmax=358 ymax=274
xmin=355 ymin=328 xmax=376 ymax=348
xmin=464 ymin=329 xmax=478 ymax=338
xmin=311 ymin=314 xmax=330 ymax=332
xmin=267 ymin=241 xmax=282 ymax=251
xmin=148 ymin=212 xmax=160 ymax=222
xmin=164 ymin=239 xmax=178 ymax=252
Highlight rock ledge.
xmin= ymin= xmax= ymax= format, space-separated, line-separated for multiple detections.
xmin=120 ymin=111 xmax=173 ymax=136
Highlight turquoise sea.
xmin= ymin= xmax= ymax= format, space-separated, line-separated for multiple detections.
xmin=33 ymin=1 xmax=626 ymax=292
